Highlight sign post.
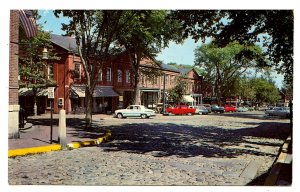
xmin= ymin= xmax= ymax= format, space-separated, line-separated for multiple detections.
xmin=48 ymin=87 xmax=55 ymax=144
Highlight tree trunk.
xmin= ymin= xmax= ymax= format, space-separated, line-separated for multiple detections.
xmin=85 ymin=87 xmax=93 ymax=129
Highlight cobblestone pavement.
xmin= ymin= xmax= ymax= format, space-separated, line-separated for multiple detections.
xmin=8 ymin=111 xmax=291 ymax=185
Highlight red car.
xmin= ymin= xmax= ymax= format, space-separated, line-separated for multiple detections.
xmin=166 ymin=105 xmax=196 ymax=115
xmin=224 ymin=105 xmax=237 ymax=112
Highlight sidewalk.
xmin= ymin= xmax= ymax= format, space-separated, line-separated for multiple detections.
xmin=9 ymin=113 xmax=113 ymax=150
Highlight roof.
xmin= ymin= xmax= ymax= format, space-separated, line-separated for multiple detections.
xmin=70 ymin=85 xmax=119 ymax=98
xmin=178 ymin=68 xmax=193 ymax=76
xmin=50 ymin=34 xmax=77 ymax=53
xmin=159 ymin=63 xmax=180 ymax=73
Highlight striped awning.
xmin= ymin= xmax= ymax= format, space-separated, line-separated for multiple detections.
xmin=19 ymin=10 xmax=37 ymax=38
xmin=70 ymin=85 xmax=119 ymax=98
xmin=19 ymin=88 xmax=48 ymax=96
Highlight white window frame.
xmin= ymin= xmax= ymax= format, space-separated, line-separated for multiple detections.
xmin=126 ymin=70 xmax=131 ymax=83
xmin=74 ymin=63 xmax=81 ymax=80
xmin=106 ymin=67 xmax=112 ymax=82
xmin=98 ymin=68 xmax=103 ymax=81
xmin=117 ymin=69 xmax=122 ymax=82
xmin=47 ymin=63 xmax=54 ymax=80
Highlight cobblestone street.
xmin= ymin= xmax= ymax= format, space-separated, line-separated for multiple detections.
xmin=8 ymin=111 xmax=291 ymax=185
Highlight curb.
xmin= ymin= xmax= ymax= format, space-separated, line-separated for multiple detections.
xmin=264 ymin=135 xmax=292 ymax=185
xmin=8 ymin=129 xmax=112 ymax=158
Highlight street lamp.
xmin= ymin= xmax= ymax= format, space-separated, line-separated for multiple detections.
xmin=42 ymin=47 xmax=48 ymax=60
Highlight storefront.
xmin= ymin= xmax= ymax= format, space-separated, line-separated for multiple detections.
xmin=70 ymin=85 xmax=119 ymax=114
xmin=140 ymin=88 xmax=160 ymax=109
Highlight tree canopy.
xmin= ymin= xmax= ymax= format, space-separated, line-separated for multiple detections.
xmin=194 ymin=41 xmax=265 ymax=104
xmin=116 ymin=10 xmax=182 ymax=104
xmin=172 ymin=10 xmax=293 ymax=88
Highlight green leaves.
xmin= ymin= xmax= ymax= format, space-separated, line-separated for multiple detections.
xmin=168 ymin=77 xmax=188 ymax=104
xmin=19 ymin=28 xmax=57 ymax=89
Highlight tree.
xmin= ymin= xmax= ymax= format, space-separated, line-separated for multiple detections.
xmin=168 ymin=77 xmax=188 ymax=104
xmin=194 ymin=41 xmax=264 ymax=105
xmin=172 ymin=10 xmax=293 ymax=86
xmin=116 ymin=10 xmax=182 ymax=104
xmin=19 ymin=14 xmax=57 ymax=116
xmin=54 ymin=10 xmax=133 ymax=128
xmin=250 ymin=77 xmax=280 ymax=105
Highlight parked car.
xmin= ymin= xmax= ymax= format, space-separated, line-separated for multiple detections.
xmin=114 ymin=105 xmax=155 ymax=119
xmin=166 ymin=104 xmax=196 ymax=115
xmin=244 ymin=105 xmax=254 ymax=111
xmin=211 ymin=105 xmax=224 ymax=113
xmin=202 ymin=104 xmax=212 ymax=113
xmin=237 ymin=106 xmax=249 ymax=112
xmin=190 ymin=105 xmax=209 ymax=115
xmin=265 ymin=107 xmax=290 ymax=117
xmin=224 ymin=105 xmax=236 ymax=112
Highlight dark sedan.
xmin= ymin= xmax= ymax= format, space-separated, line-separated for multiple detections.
xmin=211 ymin=105 xmax=225 ymax=113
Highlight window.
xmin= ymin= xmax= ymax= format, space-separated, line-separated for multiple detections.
xmin=98 ymin=69 xmax=103 ymax=81
xmin=126 ymin=70 xmax=131 ymax=83
xmin=47 ymin=64 xmax=54 ymax=80
xmin=117 ymin=69 xmax=122 ymax=82
xmin=106 ymin=67 xmax=111 ymax=82
xmin=74 ymin=63 xmax=81 ymax=79
xmin=166 ymin=75 xmax=170 ymax=85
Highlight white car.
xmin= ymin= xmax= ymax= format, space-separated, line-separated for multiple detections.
xmin=265 ymin=107 xmax=290 ymax=117
xmin=237 ymin=107 xmax=249 ymax=112
xmin=114 ymin=105 xmax=156 ymax=119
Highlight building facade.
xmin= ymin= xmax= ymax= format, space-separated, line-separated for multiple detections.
xmin=19 ymin=34 xmax=203 ymax=114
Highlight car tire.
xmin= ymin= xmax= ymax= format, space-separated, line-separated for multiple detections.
xmin=141 ymin=114 xmax=147 ymax=119
xmin=117 ymin=113 xmax=123 ymax=119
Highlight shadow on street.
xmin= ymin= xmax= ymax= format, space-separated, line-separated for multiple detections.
xmin=96 ymin=121 xmax=290 ymax=159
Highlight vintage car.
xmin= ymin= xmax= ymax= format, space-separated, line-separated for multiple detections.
xmin=190 ymin=105 xmax=209 ymax=115
xmin=265 ymin=107 xmax=290 ymax=117
xmin=166 ymin=104 xmax=196 ymax=115
xmin=237 ymin=106 xmax=249 ymax=112
xmin=224 ymin=105 xmax=237 ymax=112
xmin=114 ymin=105 xmax=156 ymax=119
xmin=211 ymin=105 xmax=225 ymax=113
xmin=202 ymin=104 xmax=212 ymax=113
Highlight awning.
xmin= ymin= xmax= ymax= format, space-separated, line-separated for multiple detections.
xmin=19 ymin=10 xmax=37 ymax=38
xmin=140 ymin=88 xmax=160 ymax=92
xmin=19 ymin=88 xmax=48 ymax=96
xmin=70 ymin=85 xmax=119 ymax=98
xmin=183 ymin=95 xmax=194 ymax=103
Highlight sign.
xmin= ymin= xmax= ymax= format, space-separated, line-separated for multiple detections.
xmin=48 ymin=87 xmax=55 ymax=99
xmin=119 ymin=96 xmax=123 ymax=102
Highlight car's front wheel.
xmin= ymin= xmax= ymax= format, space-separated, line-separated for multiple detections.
xmin=141 ymin=114 xmax=147 ymax=119
xmin=117 ymin=113 xmax=123 ymax=119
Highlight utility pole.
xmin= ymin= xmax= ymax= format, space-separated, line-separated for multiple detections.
xmin=162 ymin=73 xmax=166 ymax=115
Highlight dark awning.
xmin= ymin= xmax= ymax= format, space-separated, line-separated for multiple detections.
xmin=19 ymin=88 xmax=48 ymax=96
xmin=70 ymin=85 xmax=119 ymax=98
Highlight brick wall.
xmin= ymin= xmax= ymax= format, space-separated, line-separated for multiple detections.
xmin=9 ymin=10 xmax=19 ymax=105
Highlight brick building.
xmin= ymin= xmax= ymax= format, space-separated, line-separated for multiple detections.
xmin=9 ymin=10 xmax=37 ymax=138
xmin=19 ymin=34 xmax=203 ymax=114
